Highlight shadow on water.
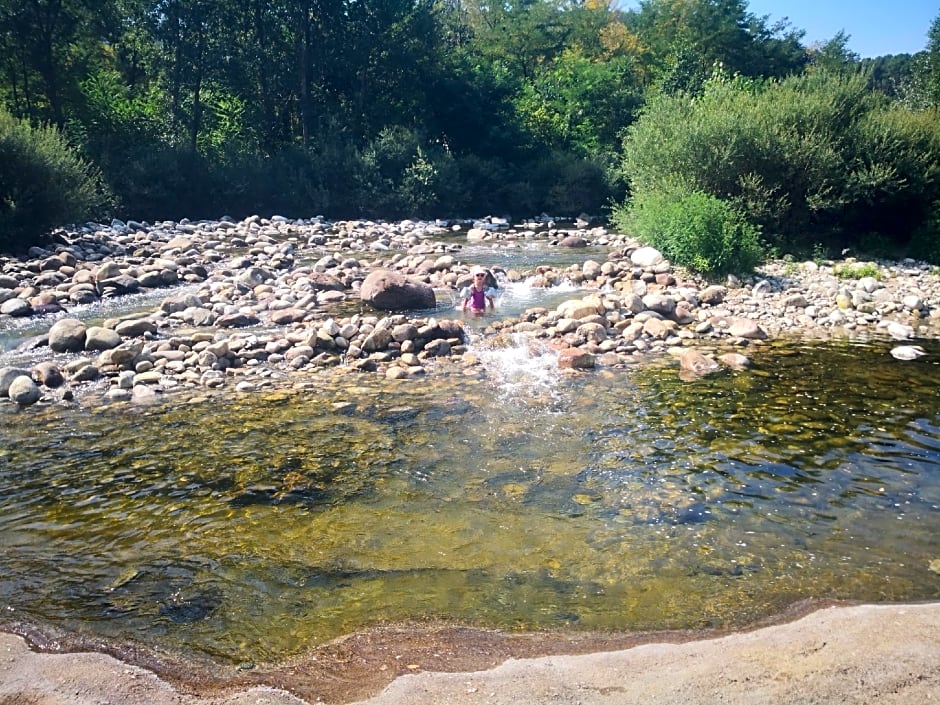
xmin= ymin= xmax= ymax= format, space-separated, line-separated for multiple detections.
xmin=0 ymin=336 xmax=939 ymax=665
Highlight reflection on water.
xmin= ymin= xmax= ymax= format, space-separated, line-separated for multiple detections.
xmin=0 ymin=338 xmax=939 ymax=666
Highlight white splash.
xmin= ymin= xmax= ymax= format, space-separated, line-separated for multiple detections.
xmin=469 ymin=332 xmax=563 ymax=409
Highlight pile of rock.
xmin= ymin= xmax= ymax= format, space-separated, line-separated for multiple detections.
xmin=0 ymin=215 xmax=938 ymax=408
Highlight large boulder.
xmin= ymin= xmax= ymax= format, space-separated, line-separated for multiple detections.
xmin=359 ymin=268 xmax=436 ymax=311
xmin=48 ymin=318 xmax=87 ymax=352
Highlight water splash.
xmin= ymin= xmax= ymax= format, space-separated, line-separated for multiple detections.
xmin=468 ymin=331 xmax=564 ymax=412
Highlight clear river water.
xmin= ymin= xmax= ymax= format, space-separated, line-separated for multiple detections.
xmin=0 ymin=237 xmax=938 ymax=669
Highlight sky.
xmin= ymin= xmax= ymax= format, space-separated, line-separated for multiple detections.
xmin=617 ymin=1 xmax=938 ymax=58
xmin=744 ymin=0 xmax=937 ymax=57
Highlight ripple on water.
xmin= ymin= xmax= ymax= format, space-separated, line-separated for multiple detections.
xmin=0 ymin=338 xmax=938 ymax=663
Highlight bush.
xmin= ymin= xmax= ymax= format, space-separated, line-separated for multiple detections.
xmin=614 ymin=186 xmax=764 ymax=276
xmin=617 ymin=71 xmax=940 ymax=254
xmin=0 ymin=107 xmax=110 ymax=250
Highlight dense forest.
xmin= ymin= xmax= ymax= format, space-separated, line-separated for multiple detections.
xmin=1 ymin=0 xmax=939 ymax=271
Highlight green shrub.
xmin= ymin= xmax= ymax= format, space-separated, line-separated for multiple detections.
xmin=617 ymin=71 xmax=940 ymax=254
xmin=614 ymin=186 xmax=764 ymax=275
xmin=0 ymin=107 xmax=110 ymax=250
xmin=833 ymin=262 xmax=881 ymax=279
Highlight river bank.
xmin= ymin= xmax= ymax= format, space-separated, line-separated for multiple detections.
xmin=1 ymin=214 xmax=939 ymax=409
xmin=1 ymin=215 xmax=939 ymax=704
xmin=2 ymin=601 xmax=939 ymax=704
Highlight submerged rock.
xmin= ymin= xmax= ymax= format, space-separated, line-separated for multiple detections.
xmin=890 ymin=345 xmax=927 ymax=360
xmin=677 ymin=348 xmax=720 ymax=380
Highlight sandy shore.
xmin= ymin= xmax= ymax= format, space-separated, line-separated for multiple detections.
xmin=2 ymin=602 xmax=938 ymax=705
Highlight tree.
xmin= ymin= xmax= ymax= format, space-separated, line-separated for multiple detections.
xmin=624 ymin=0 xmax=806 ymax=84
xmin=927 ymin=11 xmax=940 ymax=105
xmin=808 ymin=31 xmax=860 ymax=74
xmin=0 ymin=0 xmax=105 ymax=125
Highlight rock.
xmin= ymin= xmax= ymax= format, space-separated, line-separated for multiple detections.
xmin=643 ymin=318 xmax=675 ymax=340
xmin=7 ymin=375 xmax=41 ymax=405
xmin=114 ymin=318 xmax=158 ymax=337
xmin=94 ymin=261 xmax=123 ymax=282
xmin=642 ymin=294 xmax=676 ymax=317
xmin=421 ymin=339 xmax=451 ymax=357
xmin=131 ymin=385 xmax=158 ymax=403
xmin=558 ymin=235 xmax=587 ymax=248
xmin=106 ymin=388 xmax=132 ymax=401
xmin=673 ymin=301 xmax=695 ymax=325
xmin=890 ymin=345 xmax=927 ymax=360
xmin=884 ymin=321 xmax=915 ymax=340
xmin=678 ymin=349 xmax=720 ymax=379
xmin=557 ymin=297 xmax=603 ymax=320
xmin=160 ymin=293 xmax=203 ymax=314
xmin=727 ymin=318 xmax=768 ymax=340
xmin=182 ymin=307 xmax=217 ymax=326
xmin=32 ymin=361 xmax=64 ymax=387
xmin=308 ymin=272 xmax=346 ymax=291
xmin=48 ymin=318 xmax=87 ymax=352
xmin=718 ymin=352 xmax=751 ymax=370
xmin=359 ymin=268 xmax=435 ymax=311
xmin=386 ymin=366 xmax=410 ymax=379
xmin=99 ymin=341 xmax=144 ymax=367
xmin=699 ymin=285 xmax=727 ymax=305
xmin=0 ymin=367 xmax=32 ymax=396
xmin=631 ymin=246 xmax=664 ymax=268
xmin=785 ymin=294 xmax=809 ymax=308
xmin=269 ymin=307 xmax=309 ymax=325
xmin=392 ymin=323 xmax=419 ymax=342
xmin=70 ymin=364 xmax=100 ymax=382
xmin=558 ymin=347 xmax=595 ymax=370
xmin=577 ymin=322 xmax=607 ymax=343
xmin=217 ymin=313 xmax=260 ymax=328
xmin=361 ymin=328 xmax=393 ymax=352
xmin=0 ymin=298 xmax=32 ymax=317
xmin=84 ymin=326 xmax=122 ymax=351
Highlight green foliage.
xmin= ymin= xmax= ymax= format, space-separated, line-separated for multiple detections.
xmin=0 ymin=107 xmax=110 ymax=249
xmin=808 ymin=31 xmax=860 ymax=74
xmin=612 ymin=183 xmax=763 ymax=275
xmin=3 ymin=0 xmax=940 ymax=239
xmin=833 ymin=262 xmax=881 ymax=279
xmin=515 ymin=48 xmax=644 ymax=154
xmin=625 ymin=0 xmax=807 ymax=81
xmin=619 ymin=70 xmax=940 ymax=254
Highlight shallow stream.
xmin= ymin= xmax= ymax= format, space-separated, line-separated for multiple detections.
xmin=1 ymin=333 xmax=938 ymax=666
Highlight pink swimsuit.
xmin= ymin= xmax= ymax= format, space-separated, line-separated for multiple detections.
xmin=468 ymin=288 xmax=488 ymax=310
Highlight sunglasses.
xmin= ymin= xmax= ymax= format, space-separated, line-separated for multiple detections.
xmin=474 ymin=273 xmax=486 ymax=278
